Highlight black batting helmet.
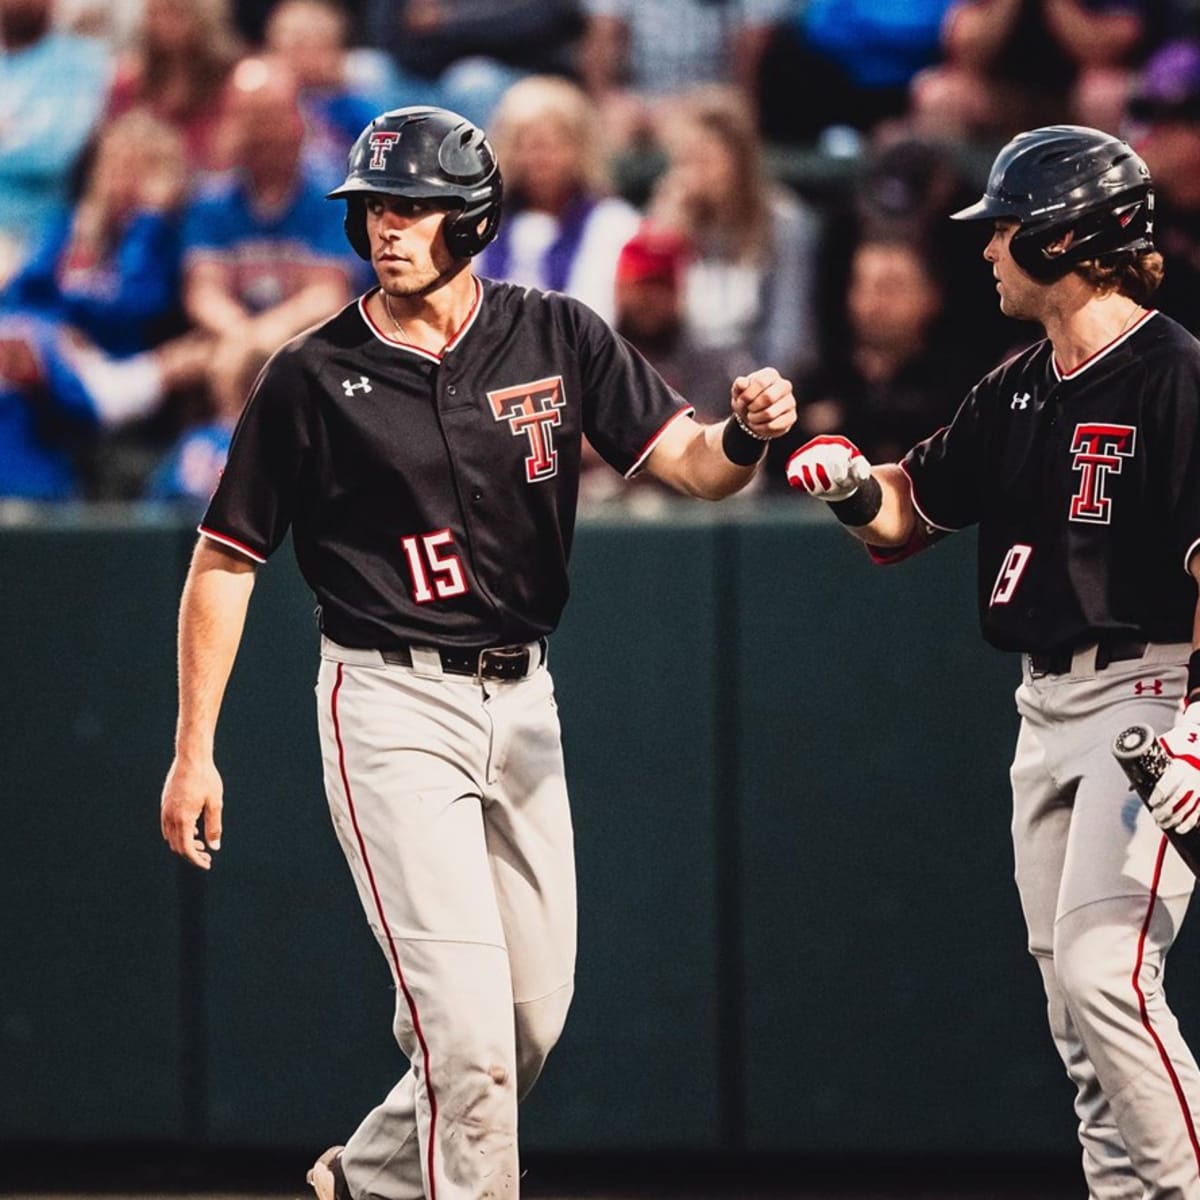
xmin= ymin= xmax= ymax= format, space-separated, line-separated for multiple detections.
xmin=326 ymin=106 xmax=503 ymax=261
xmin=950 ymin=125 xmax=1154 ymax=282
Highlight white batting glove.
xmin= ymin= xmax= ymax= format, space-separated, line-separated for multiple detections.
xmin=786 ymin=435 xmax=873 ymax=502
xmin=1148 ymin=707 xmax=1200 ymax=835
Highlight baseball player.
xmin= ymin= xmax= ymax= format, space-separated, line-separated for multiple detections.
xmin=157 ymin=105 xmax=795 ymax=1200
xmin=788 ymin=125 xmax=1200 ymax=1197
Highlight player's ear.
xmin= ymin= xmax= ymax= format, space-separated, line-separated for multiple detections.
xmin=1043 ymin=229 xmax=1075 ymax=260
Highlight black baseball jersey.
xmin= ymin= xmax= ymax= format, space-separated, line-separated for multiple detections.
xmin=200 ymin=278 xmax=693 ymax=649
xmin=902 ymin=310 xmax=1200 ymax=653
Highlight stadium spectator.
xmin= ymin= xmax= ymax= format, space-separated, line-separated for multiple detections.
xmin=767 ymin=233 xmax=976 ymax=488
xmin=0 ymin=316 xmax=206 ymax=499
xmin=360 ymin=0 xmax=582 ymax=129
xmin=179 ymin=55 xmax=354 ymax=421
xmin=911 ymin=0 xmax=1161 ymax=144
xmin=263 ymin=0 xmax=402 ymax=191
xmin=1125 ymin=37 xmax=1200 ymax=334
xmin=614 ymin=223 xmax=753 ymax=421
xmin=105 ymin=0 xmax=243 ymax=176
xmin=647 ymin=85 xmax=821 ymax=376
xmin=0 ymin=109 xmax=207 ymax=501
xmin=0 ymin=0 xmax=111 ymax=280
xmin=757 ymin=0 xmax=956 ymax=145
xmin=142 ymin=375 xmax=235 ymax=503
xmin=5 ymin=110 xmax=188 ymax=357
xmin=476 ymin=75 xmax=640 ymax=325
xmin=579 ymin=0 xmax=788 ymax=153
xmin=817 ymin=134 xmax=1022 ymax=375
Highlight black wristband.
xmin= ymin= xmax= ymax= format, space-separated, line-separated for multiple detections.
xmin=721 ymin=415 xmax=769 ymax=466
xmin=827 ymin=474 xmax=883 ymax=526
xmin=1187 ymin=649 xmax=1200 ymax=703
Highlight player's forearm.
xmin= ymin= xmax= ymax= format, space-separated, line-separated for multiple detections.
xmin=174 ymin=540 xmax=256 ymax=761
xmin=839 ymin=464 xmax=917 ymax=547
xmin=650 ymin=418 xmax=761 ymax=500
xmin=694 ymin=419 xmax=763 ymax=499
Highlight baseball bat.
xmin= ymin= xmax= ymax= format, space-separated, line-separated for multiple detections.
xmin=1112 ymin=724 xmax=1200 ymax=877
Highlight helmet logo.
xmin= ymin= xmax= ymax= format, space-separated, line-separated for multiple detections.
xmin=367 ymin=131 xmax=401 ymax=171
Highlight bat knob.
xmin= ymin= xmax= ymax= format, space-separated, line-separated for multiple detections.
xmin=1113 ymin=724 xmax=1156 ymax=760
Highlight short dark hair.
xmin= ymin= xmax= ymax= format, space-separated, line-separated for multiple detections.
xmin=1076 ymin=250 xmax=1165 ymax=304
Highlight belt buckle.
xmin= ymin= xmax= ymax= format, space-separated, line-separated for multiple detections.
xmin=476 ymin=644 xmax=529 ymax=681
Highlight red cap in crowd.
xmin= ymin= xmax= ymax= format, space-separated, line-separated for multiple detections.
xmin=615 ymin=225 xmax=690 ymax=287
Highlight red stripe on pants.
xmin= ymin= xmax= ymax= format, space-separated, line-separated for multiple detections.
xmin=332 ymin=663 xmax=440 ymax=1198
xmin=1131 ymin=835 xmax=1200 ymax=1175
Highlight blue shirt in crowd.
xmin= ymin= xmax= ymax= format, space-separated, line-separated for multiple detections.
xmin=4 ymin=211 xmax=182 ymax=359
xmin=181 ymin=170 xmax=353 ymax=313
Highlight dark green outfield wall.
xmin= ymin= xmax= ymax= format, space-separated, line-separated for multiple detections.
xmin=4 ymin=503 xmax=1197 ymax=1155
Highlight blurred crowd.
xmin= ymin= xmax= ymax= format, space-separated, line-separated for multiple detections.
xmin=4 ymin=0 xmax=1200 ymax=506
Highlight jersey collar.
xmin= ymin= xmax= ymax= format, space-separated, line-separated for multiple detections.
xmin=358 ymin=277 xmax=484 ymax=364
xmin=1051 ymin=308 xmax=1158 ymax=381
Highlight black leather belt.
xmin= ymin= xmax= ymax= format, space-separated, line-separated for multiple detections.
xmin=380 ymin=639 xmax=545 ymax=681
xmin=1027 ymin=638 xmax=1147 ymax=677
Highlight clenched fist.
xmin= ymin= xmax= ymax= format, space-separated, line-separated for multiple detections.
xmin=730 ymin=368 xmax=796 ymax=440
xmin=786 ymin=435 xmax=873 ymax=502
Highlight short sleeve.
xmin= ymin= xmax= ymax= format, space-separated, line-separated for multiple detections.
xmin=901 ymin=384 xmax=988 ymax=532
xmin=1151 ymin=358 xmax=1200 ymax=574
xmin=199 ymin=349 xmax=313 ymax=562
xmin=571 ymin=301 xmax=693 ymax=477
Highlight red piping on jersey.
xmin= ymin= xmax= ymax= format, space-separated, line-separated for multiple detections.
xmin=1184 ymin=535 xmax=1200 ymax=578
xmin=331 ymin=664 xmax=441 ymax=1198
xmin=358 ymin=278 xmax=483 ymax=363
xmin=865 ymin=523 xmax=927 ymax=566
xmin=1053 ymin=309 xmax=1157 ymax=380
xmin=197 ymin=525 xmax=266 ymax=564
xmin=1131 ymin=835 xmax=1200 ymax=1175
xmin=624 ymin=405 xmax=696 ymax=479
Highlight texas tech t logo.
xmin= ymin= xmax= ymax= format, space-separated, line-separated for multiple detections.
xmin=367 ymin=131 xmax=400 ymax=170
xmin=1069 ymin=423 xmax=1136 ymax=524
xmin=487 ymin=376 xmax=566 ymax=482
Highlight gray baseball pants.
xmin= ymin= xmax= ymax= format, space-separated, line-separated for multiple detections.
xmin=1012 ymin=641 xmax=1200 ymax=1198
xmin=315 ymin=637 xmax=577 ymax=1200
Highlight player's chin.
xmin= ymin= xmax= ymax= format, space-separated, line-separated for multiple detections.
xmin=997 ymin=293 xmax=1026 ymax=320
xmin=375 ymin=262 xmax=435 ymax=294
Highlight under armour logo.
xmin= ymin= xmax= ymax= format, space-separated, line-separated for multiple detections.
xmin=1012 ymin=392 xmax=1031 ymax=410
xmin=1134 ymin=679 xmax=1164 ymax=696
xmin=342 ymin=376 xmax=372 ymax=396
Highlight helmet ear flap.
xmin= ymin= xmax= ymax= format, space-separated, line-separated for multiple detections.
xmin=344 ymin=196 xmax=370 ymax=260
xmin=443 ymin=189 xmax=503 ymax=259
xmin=1010 ymin=225 xmax=1075 ymax=282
